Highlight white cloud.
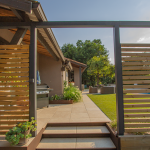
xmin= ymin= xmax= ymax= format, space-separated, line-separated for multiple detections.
xmin=137 ymin=37 xmax=145 ymax=42
xmin=137 ymin=36 xmax=150 ymax=43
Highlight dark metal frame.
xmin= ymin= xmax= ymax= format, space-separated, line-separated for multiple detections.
xmin=1 ymin=21 xmax=150 ymax=28
xmin=1 ymin=20 xmax=148 ymax=135
xmin=79 ymin=66 xmax=82 ymax=91
xmin=29 ymin=23 xmax=37 ymax=136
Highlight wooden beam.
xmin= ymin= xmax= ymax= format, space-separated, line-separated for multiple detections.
xmin=10 ymin=28 xmax=27 ymax=45
xmin=11 ymin=8 xmax=24 ymax=20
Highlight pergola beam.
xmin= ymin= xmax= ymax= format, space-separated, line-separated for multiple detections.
xmin=1 ymin=21 xmax=150 ymax=28
xmin=35 ymin=21 xmax=150 ymax=28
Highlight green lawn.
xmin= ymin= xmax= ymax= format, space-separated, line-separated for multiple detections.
xmin=88 ymin=94 xmax=116 ymax=121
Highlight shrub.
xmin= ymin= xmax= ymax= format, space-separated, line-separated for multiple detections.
xmin=63 ymin=84 xmax=82 ymax=102
xmin=49 ymin=94 xmax=62 ymax=101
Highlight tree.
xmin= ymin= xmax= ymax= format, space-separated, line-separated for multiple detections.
xmin=87 ymin=55 xmax=110 ymax=86
xmin=61 ymin=43 xmax=77 ymax=60
xmin=61 ymin=39 xmax=109 ymax=85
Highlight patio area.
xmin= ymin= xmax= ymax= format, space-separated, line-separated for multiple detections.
xmin=37 ymin=92 xmax=110 ymax=133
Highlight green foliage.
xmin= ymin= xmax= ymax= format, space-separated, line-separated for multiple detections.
xmin=50 ymin=94 xmax=62 ymax=101
xmin=61 ymin=39 xmax=109 ymax=85
xmin=87 ymin=56 xmax=115 ymax=86
xmin=110 ymin=119 xmax=117 ymax=131
xmin=63 ymin=84 xmax=82 ymax=102
xmin=64 ymin=80 xmax=67 ymax=88
xmin=5 ymin=117 xmax=37 ymax=146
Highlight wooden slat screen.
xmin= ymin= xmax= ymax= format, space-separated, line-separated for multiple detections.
xmin=121 ymin=43 xmax=150 ymax=133
xmin=0 ymin=45 xmax=29 ymax=135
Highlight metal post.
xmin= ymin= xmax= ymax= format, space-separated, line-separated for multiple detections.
xmin=113 ymin=24 xmax=124 ymax=135
xmin=29 ymin=23 xmax=37 ymax=136
xmin=79 ymin=66 xmax=82 ymax=91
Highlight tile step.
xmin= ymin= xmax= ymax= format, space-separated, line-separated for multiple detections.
xmin=44 ymin=126 xmax=110 ymax=134
xmin=47 ymin=122 xmax=107 ymax=127
xmin=36 ymin=137 xmax=116 ymax=150
xmin=42 ymin=133 xmax=110 ymax=138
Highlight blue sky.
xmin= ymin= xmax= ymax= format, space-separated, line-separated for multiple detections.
xmin=38 ymin=0 xmax=150 ymax=64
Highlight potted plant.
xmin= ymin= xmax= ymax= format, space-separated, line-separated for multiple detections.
xmin=5 ymin=117 xmax=37 ymax=146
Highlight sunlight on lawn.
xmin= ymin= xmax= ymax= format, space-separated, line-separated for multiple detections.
xmin=88 ymin=94 xmax=116 ymax=121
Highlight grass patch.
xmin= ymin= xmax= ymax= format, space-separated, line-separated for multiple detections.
xmin=88 ymin=94 xmax=116 ymax=121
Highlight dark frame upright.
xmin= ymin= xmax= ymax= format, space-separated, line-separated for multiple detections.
xmin=29 ymin=23 xmax=37 ymax=136
xmin=113 ymin=25 xmax=124 ymax=135
xmin=79 ymin=66 xmax=82 ymax=91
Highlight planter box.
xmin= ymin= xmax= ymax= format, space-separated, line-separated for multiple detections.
xmin=49 ymin=100 xmax=73 ymax=104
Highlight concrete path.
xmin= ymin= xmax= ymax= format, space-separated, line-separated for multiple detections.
xmin=37 ymin=93 xmax=110 ymax=133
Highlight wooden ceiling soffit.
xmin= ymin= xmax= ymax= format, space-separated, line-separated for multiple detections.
xmin=0 ymin=0 xmax=32 ymax=13
xmin=37 ymin=30 xmax=59 ymax=61
xmin=0 ymin=16 xmax=20 ymax=22
xmin=0 ymin=7 xmax=15 ymax=16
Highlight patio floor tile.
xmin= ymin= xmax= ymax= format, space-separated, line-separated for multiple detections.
xmin=70 ymin=113 xmax=89 ymax=119
xmin=52 ymin=112 xmax=71 ymax=119
xmin=71 ymin=107 xmax=87 ymax=113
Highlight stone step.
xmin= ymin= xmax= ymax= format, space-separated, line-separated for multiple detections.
xmin=36 ymin=137 xmax=116 ymax=150
xmin=42 ymin=126 xmax=110 ymax=138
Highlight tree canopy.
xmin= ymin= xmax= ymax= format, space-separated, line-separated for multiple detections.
xmin=61 ymin=39 xmax=115 ymax=86
xmin=87 ymin=56 xmax=115 ymax=86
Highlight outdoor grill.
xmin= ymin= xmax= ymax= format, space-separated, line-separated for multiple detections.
xmin=37 ymin=84 xmax=53 ymax=109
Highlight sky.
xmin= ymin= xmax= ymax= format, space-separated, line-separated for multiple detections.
xmin=38 ymin=0 xmax=150 ymax=64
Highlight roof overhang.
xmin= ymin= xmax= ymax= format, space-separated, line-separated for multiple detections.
xmin=0 ymin=0 xmax=32 ymax=13
xmin=65 ymin=58 xmax=87 ymax=73
xmin=0 ymin=1 xmax=65 ymax=63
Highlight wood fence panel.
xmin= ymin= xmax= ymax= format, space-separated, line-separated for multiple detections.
xmin=121 ymin=43 xmax=150 ymax=133
xmin=0 ymin=45 xmax=29 ymax=135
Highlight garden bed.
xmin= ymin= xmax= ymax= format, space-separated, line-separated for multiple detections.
xmin=49 ymin=100 xmax=73 ymax=104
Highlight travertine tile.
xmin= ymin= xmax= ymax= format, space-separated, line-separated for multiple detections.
xmin=76 ymin=138 xmax=116 ymax=148
xmin=37 ymin=138 xmax=76 ymax=148
xmin=70 ymin=118 xmax=91 ymax=122
xmin=49 ymin=118 xmax=70 ymax=122
xmin=70 ymin=113 xmax=89 ymax=119
xmin=52 ymin=112 xmax=71 ymax=119
xmin=44 ymin=126 xmax=76 ymax=133
xmin=77 ymin=126 xmax=110 ymax=133
xmin=71 ymin=107 xmax=87 ymax=113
